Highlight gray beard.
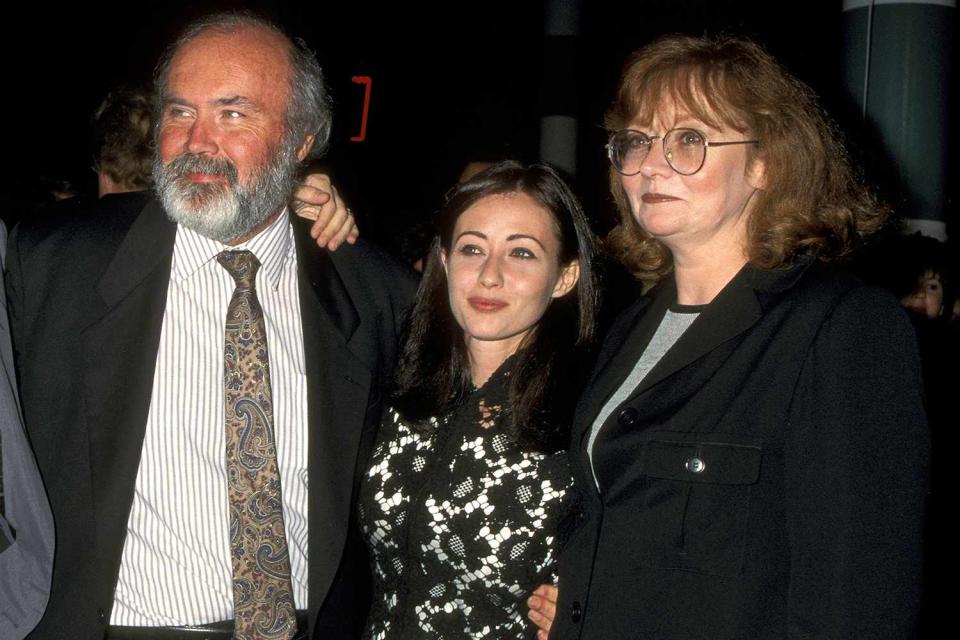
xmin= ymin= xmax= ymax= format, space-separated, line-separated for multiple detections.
xmin=153 ymin=141 xmax=299 ymax=244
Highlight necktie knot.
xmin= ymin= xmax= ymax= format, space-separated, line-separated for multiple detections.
xmin=217 ymin=250 xmax=260 ymax=291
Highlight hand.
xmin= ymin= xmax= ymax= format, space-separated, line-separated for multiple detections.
xmin=527 ymin=583 xmax=558 ymax=639
xmin=291 ymin=173 xmax=359 ymax=250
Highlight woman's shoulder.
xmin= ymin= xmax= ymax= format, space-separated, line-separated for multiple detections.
xmin=768 ymin=260 xmax=921 ymax=377
xmin=748 ymin=258 xmax=903 ymax=325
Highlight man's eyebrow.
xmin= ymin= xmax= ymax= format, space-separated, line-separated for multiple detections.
xmin=162 ymin=95 xmax=195 ymax=109
xmin=161 ymin=95 xmax=261 ymax=111
xmin=216 ymin=95 xmax=261 ymax=111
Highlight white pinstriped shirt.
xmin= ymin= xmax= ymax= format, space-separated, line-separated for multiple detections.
xmin=111 ymin=211 xmax=310 ymax=625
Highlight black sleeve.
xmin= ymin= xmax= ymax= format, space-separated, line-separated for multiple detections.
xmin=784 ymin=286 xmax=929 ymax=638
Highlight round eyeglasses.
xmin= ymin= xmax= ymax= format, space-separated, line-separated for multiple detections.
xmin=606 ymin=128 xmax=759 ymax=176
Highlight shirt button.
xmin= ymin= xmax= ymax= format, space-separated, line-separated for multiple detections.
xmin=617 ymin=407 xmax=639 ymax=426
xmin=97 ymin=608 xmax=106 ymax=624
xmin=571 ymin=600 xmax=583 ymax=623
xmin=685 ymin=457 xmax=706 ymax=474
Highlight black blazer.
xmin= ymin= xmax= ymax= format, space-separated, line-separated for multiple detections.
xmin=0 ymin=222 xmax=54 ymax=638
xmin=5 ymin=197 xmax=417 ymax=640
xmin=552 ymin=258 xmax=929 ymax=640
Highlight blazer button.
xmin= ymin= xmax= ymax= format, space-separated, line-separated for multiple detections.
xmin=685 ymin=457 xmax=706 ymax=474
xmin=570 ymin=600 xmax=583 ymax=623
xmin=617 ymin=407 xmax=639 ymax=426
xmin=97 ymin=608 xmax=106 ymax=624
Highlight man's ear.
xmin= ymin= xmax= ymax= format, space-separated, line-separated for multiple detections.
xmin=296 ymin=135 xmax=316 ymax=162
xmin=552 ymin=260 xmax=580 ymax=298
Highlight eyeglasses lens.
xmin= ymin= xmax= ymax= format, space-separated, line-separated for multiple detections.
xmin=664 ymin=129 xmax=706 ymax=175
xmin=609 ymin=131 xmax=648 ymax=176
xmin=610 ymin=129 xmax=707 ymax=176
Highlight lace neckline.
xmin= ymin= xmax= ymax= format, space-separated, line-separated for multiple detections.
xmin=466 ymin=354 xmax=515 ymax=431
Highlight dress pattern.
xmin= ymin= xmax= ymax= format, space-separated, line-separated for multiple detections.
xmin=359 ymin=365 xmax=573 ymax=639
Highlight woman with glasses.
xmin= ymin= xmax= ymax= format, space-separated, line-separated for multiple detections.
xmin=527 ymin=35 xmax=928 ymax=640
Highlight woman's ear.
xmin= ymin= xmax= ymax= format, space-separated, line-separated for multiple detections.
xmin=746 ymin=153 xmax=766 ymax=190
xmin=552 ymin=260 xmax=580 ymax=298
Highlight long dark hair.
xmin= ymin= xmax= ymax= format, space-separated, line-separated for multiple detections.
xmin=392 ymin=161 xmax=598 ymax=453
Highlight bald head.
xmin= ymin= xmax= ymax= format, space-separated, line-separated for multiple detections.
xmin=154 ymin=12 xmax=331 ymax=161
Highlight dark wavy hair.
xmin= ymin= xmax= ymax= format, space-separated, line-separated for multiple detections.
xmin=605 ymin=34 xmax=888 ymax=283
xmin=392 ymin=161 xmax=599 ymax=453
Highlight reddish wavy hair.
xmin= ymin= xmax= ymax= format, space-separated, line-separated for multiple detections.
xmin=605 ymin=35 xmax=887 ymax=283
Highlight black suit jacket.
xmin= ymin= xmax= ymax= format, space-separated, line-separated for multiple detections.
xmin=552 ymin=258 xmax=929 ymax=639
xmin=5 ymin=197 xmax=417 ymax=639
xmin=1 ymin=221 xmax=55 ymax=639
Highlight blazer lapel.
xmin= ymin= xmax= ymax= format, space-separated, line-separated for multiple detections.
xmin=584 ymin=265 xmax=767 ymax=456
xmin=293 ymin=218 xmax=373 ymax=621
xmin=80 ymin=200 xmax=176 ymax=558
xmin=624 ymin=256 xmax=819 ymax=409
xmin=628 ymin=266 xmax=763 ymax=402
xmin=572 ymin=291 xmax=664 ymax=449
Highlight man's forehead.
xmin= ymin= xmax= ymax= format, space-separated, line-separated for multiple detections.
xmin=169 ymin=27 xmax=291 ymax=80
xmin=165 ymin=27 xmax=291 ymax=104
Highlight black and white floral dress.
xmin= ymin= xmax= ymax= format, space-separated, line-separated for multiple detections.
xmin=358 ymin=364 xmax=573 ymax=639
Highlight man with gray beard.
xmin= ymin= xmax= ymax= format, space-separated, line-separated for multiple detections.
xmin=154 ymin=132 xmax=303 ymax=246
xmin=5 ymin=12 xmax=415 ymax=640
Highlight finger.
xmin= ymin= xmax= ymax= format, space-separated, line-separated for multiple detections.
xmin=301 ymin=172 xmax=332 ymax=190
xmin=322 ymin=198 xmax=350 ymax=249
xmin=292 ymin=182 xmax=333 ymax=213
xmin=346 ymin=224 xmax=359 ymax=244
xmin=527 ymin=608 xmax=552 ymax=634
xmin=292 ymin=173 xmax=334 ymax=222
xmin=306 ymin=200 xmax=336 ymax=239
xmin=294 ymin=187 xmax=332 ymax=210
xmin=311 ymin=189 xmax=344 ymax=242
xmin=326 ymin=210 xmax=356 ymax=251
xmin=533 ymin=584 xmax=558 ymax=605
xmin=538 ymin=630 xmax=548 ymax=640
xmin=528 ymin=590 xmax=557 ymax=622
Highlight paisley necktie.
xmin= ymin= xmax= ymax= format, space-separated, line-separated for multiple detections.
xmin=217 ymin=250 xmax=297 ymax=640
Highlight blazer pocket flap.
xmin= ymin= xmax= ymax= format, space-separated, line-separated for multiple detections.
xmin=642 ymin=439 xmax=761 ymax=485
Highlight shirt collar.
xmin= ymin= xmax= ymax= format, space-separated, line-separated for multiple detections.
xmin=171 ymin=207 xmax=294 ymax=291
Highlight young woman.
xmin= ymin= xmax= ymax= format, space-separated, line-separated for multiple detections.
xmin=359 ymin=161 xmax=598 ymax=639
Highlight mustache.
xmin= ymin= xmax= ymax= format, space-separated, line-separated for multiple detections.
xmin=163 ymin=153 xmax=239 ymax=186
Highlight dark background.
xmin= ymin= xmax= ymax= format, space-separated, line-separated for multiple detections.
xmin=0 ymin=1 xmax=952 ymax=633
xmin=1 ymin=1 xmax=955 ymax=251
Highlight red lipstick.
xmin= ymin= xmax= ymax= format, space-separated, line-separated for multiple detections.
xmin=641 ymin=193 xmax=680 ymax=203
xmin=468 ymin=297 xmax=508 ymax=312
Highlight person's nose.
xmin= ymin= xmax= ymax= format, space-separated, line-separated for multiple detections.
xmin=902 ymin=292 xmax=926 ymax=313
xmin=639 ymin=137 xmax=673 ymax=179
xmin=186 ymin=117 xmax=218 ymax=155
xmin=478 ymin=254 xmax=504 ymax=288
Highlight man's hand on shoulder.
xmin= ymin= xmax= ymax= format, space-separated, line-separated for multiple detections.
xmin=292 ymin=173 xmax=359 ymax=251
